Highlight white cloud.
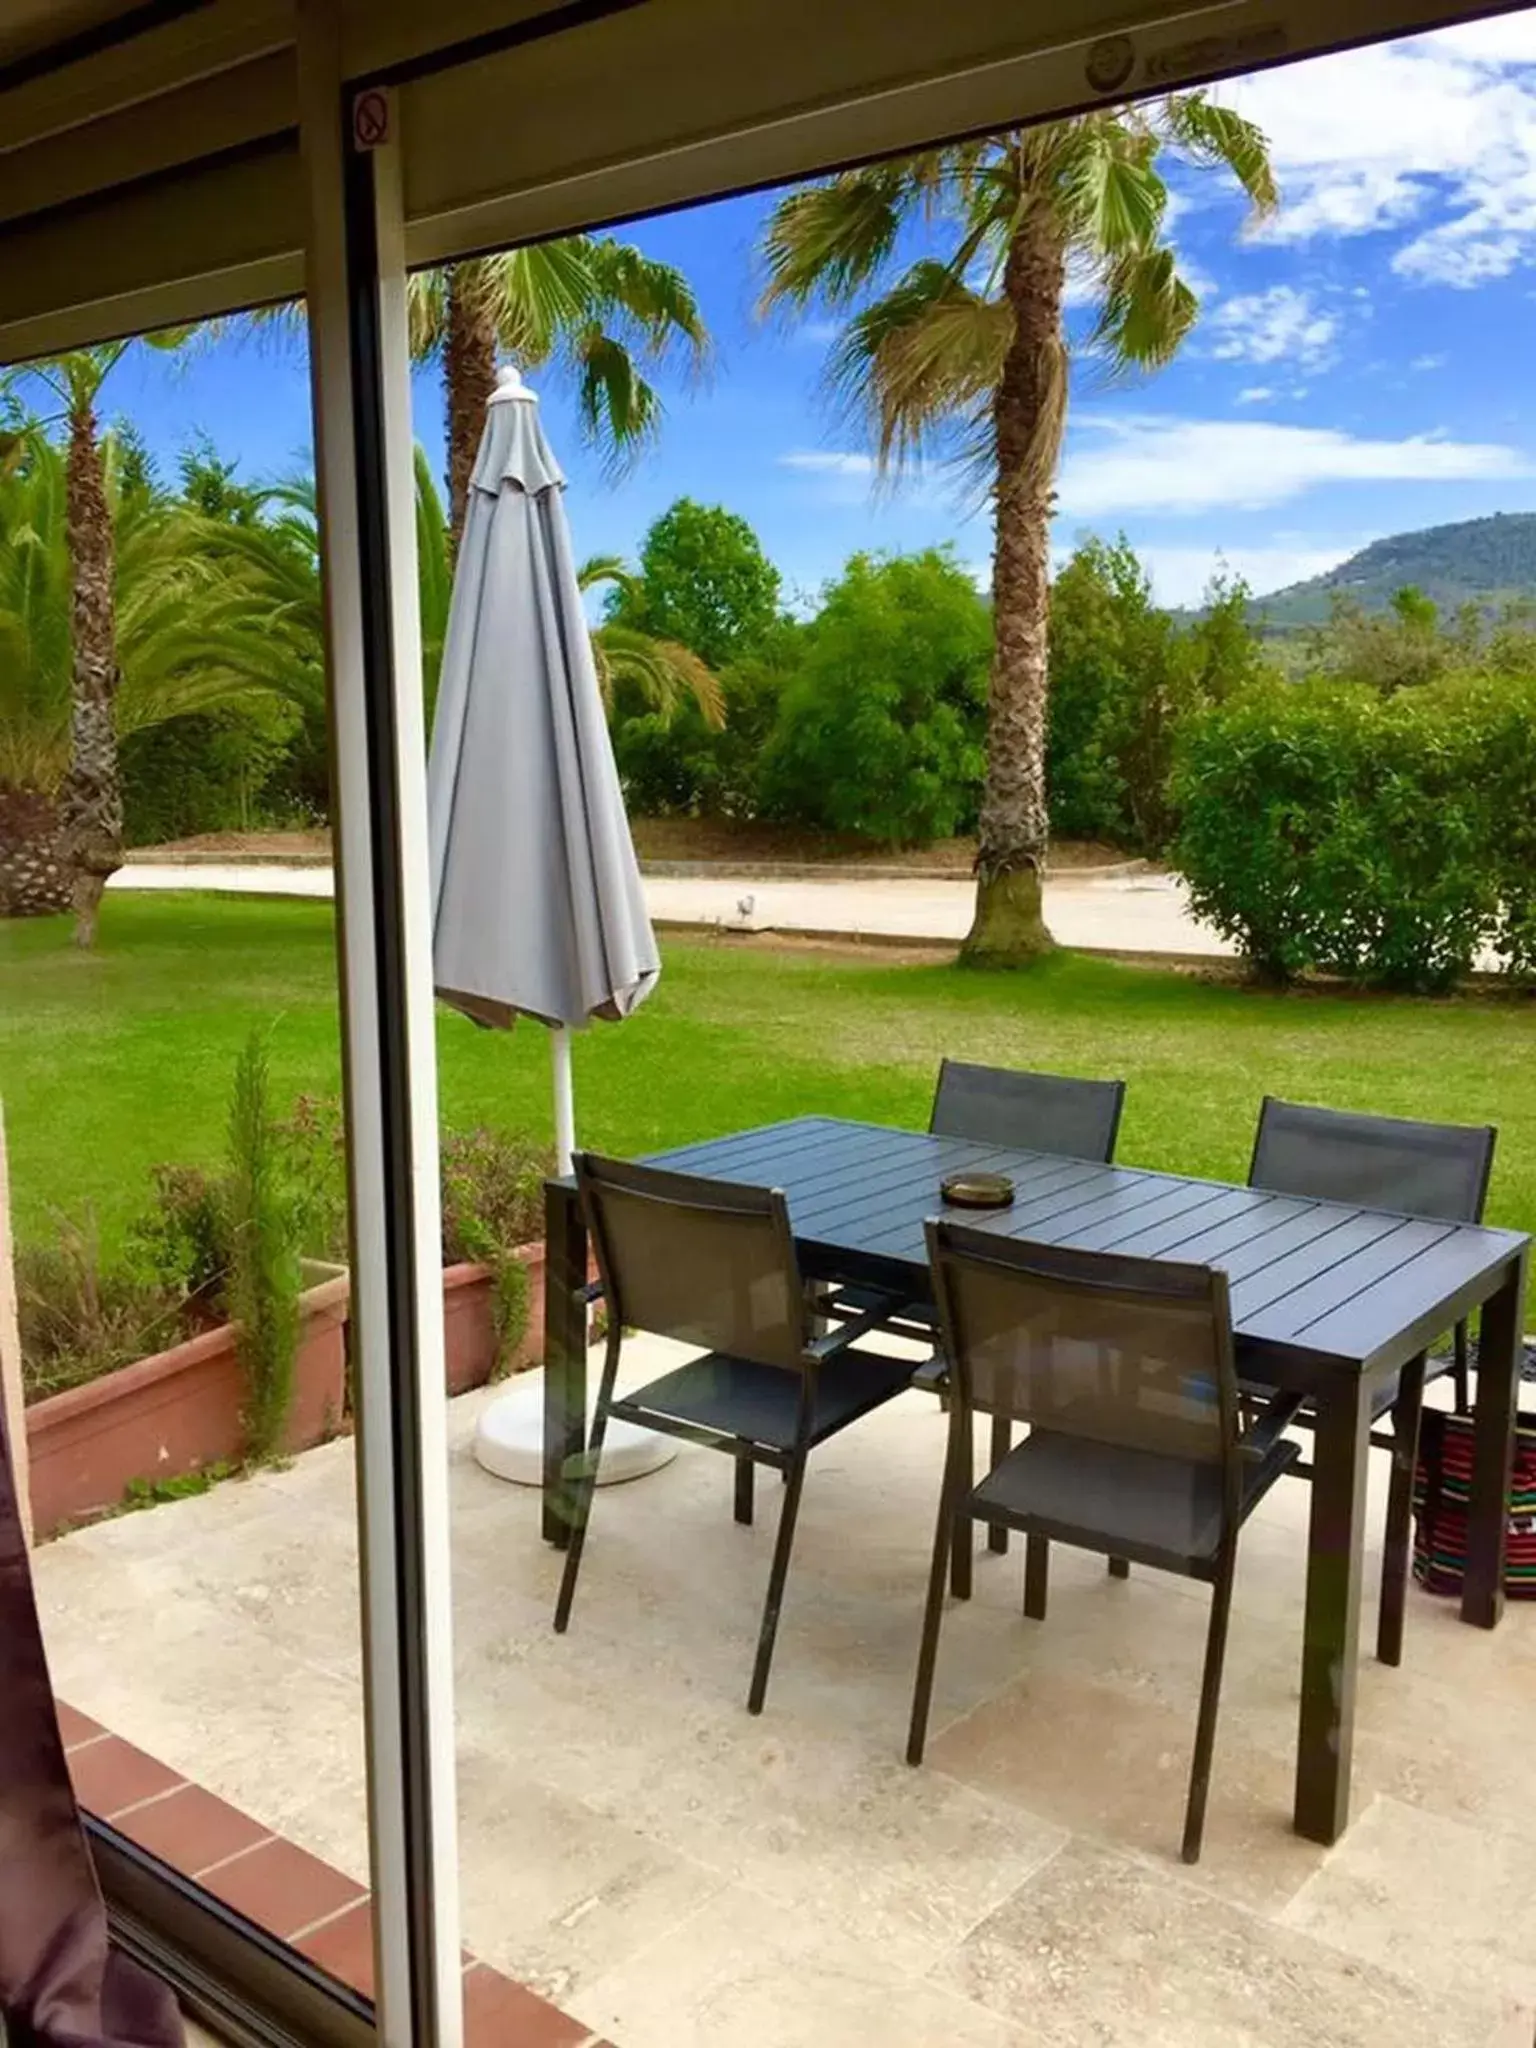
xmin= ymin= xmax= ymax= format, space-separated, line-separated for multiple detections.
xmin=792 ymin=319 xmax=844 ymax=347
xmin=779 ymin=450 xmax=875 ymax=477
xmin=1057 ymin=414 xmax=1530 ymax=516
xmin=1411 ymin=352 xmax=1448 ymax=371
xmin=1236 ymin=385 xmax=1277 ymax=404
xmin=1215 ymin=25 xmax=1536 ymax=286
xmin=1207 ymin=285 xmax=1338 ymax=367
xmin=1130 ymin=543 xmax=1359 ymax=609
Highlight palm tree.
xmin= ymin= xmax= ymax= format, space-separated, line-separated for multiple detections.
xmin=407 ymin=238 xmax=709 ymax=545
xmin=1 ymin=335 xmax=200 ymax=943
xmin=0 ymin=426 xmax=317 ymax=919
xmin=204 ymin=454 xmax=723 ymax=739
xmin=760 ymin=103 xmax=1276 ymax=963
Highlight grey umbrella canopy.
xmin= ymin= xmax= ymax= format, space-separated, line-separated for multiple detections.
xmin=427 ymin=367 xmax=660 ymax=1126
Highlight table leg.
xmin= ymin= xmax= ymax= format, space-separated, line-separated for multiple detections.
xmin=1294 ymin=1372 xmax=1371 ymax=1845
xmin=1462 ymin=1248 xmax=1529 ymax=1630
xmin=543 ymin=1181 xmax=588 ymax=1550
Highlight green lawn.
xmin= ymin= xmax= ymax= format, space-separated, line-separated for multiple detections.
xmin=3 ymin=891 xmax=1534 ymax=1255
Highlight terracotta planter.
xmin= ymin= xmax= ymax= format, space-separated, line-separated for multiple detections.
xmin=25 ymin=1275 xmax=349 ymax=1539
xmin=443 ymin=1244 xmax=545 ymax=1396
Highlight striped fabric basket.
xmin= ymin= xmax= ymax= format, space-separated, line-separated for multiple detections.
xmin=1413 ymin=1406 xmax=1536 ymax=1600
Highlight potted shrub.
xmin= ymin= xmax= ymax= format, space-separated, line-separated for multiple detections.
xmin=21 ymin=1036 xmax=347 ymax=1537
xmin=278 ymin=1096 xmax=549 ymax=1398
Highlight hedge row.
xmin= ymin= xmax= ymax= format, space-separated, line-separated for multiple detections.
xmin=1173 ymin=673 xmax=1536 ymax=991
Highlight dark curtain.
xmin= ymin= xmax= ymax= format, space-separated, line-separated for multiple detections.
xmin=0 ymin=1398 xmax=183 ymax=2048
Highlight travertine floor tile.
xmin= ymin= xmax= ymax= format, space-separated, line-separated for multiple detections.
xmin=939 ymin=1836 xmax=1498 ymax=2048
xmin=1283 ymin=1795 xmax=1536 ymax=2009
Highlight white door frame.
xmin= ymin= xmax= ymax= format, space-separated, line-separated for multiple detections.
xmin=299 ymin=8 xmax=462 ymax=2044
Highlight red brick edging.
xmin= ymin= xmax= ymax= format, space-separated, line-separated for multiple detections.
xmin=60 ymin=1704 xmax=611 ymax=2048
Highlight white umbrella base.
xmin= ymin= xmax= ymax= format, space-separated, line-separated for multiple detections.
xmin=473 ymin=1378 xmax=678 ymax=1487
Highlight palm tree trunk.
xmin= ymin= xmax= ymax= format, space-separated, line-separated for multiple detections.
xmin=55 ymin=393 xmax=121 ymax=949
xmin=445 ymin=262 xmax=499 ymax=553
xmin=961 ymin=216 xmax=1068 ymax=967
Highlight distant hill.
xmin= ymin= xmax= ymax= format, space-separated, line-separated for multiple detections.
xmin=1250 ymin=513 xmax=1536 ymax=631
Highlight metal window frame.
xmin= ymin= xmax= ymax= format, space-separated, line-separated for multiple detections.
xmin=11 ymin=0 xmax=1533 ymax=2044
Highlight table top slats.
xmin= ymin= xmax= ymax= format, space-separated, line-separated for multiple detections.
xmin=1234 ymin=1217 xmax=1457 ymax=1341
xmin=840 ymin=1159 xmax=1128 ymax=1258
xmin=644 ymin=1116 xmax=1526 ymax=1375
xmin=1101 ymin=1187 xmax=1302 ymax=1261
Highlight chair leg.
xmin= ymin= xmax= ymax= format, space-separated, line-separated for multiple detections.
xmin=1452 ymin=1319 xmax=1471 ymax=1417
xmin=747 ymin=1450 xmax=808 ymax=1715
xmin=1378 ymin=1352 xmax=1426 ymax=1668
xmin=1023 ymin=1532 xmax=1049 ymax=1620
xmin=987 ymin=1412 xmax=1011 ymax=1553
xmin=552 ymin=1399 xmax=615 ymax=1635
xmin=950 ymin=1416 xmax=975 ymax=1601
xmin=734 ymin=1443 xmax=755 ymax=1526
xmin=1182 ymin=1550 xmax=1236 ymax=1865
xmin=908 ymin=1433 xmax=966 ymax=1766
xmin=1108 ymin=1556 xmax=1130 ymax=1580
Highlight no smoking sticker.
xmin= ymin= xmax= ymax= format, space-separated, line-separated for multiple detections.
xmin=353 ymin=88 xmax=390 ymax=150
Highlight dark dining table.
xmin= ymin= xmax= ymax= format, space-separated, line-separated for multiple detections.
xmin=541 ymin=1114 xmax=1530 ymax=1847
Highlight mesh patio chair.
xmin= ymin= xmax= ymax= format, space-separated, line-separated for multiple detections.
xmin=553 ymin=1152 xmax=919 ymax=1714
xmin=907 ymin=1222 xmax=1303 ymax=1864
xmin=826 ymin=1065 xmax=1128 ymax=1570
xmin=1245 ymin=1097 xmax=1497 ymax=1667
xmin=929 ymin=1060 xmax=1127 ymax=1160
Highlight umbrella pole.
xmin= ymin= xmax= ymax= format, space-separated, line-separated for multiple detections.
xmin=551 ymin=1025 xmax=576 ymax=1175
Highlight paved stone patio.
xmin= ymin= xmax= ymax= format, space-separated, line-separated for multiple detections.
xmin=33 ymin=1341 xmax=1536 ymax=2048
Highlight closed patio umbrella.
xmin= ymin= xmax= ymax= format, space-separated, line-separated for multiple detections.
xmin=427 ymin=365 xmax=670 ymax=1486
xmin=428 ymin=363 xmax=660 ymax=1167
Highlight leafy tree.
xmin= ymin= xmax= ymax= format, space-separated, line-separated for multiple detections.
xmin=407 ymin=242 xmax=709 ymax=545
xmin=760 ymin=103 xmax=1275 ymax=961
xmin=1309 ymin=585 xmax=1449 ymax=693
xmin=1048 ymin=541 xmax=1265 ymax=850
xmin=605 ymin=498 xmax=782 ymax=669
xmin=612 ymin=619 xmax=803 ymax=819
xmin=759 ymin=548 xmax=989 ymax=845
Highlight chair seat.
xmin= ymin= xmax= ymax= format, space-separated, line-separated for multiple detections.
xmin=971 ymin=1428 xmax=1300 ymax=1572
xmin=614 ymin=1345 xmax=917 ymax=1452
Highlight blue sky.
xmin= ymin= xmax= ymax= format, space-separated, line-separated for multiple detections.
xmin=94 ymin=10 xmax=1536 ymax=609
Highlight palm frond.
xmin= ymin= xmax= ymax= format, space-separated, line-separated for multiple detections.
xmin=593 ymin=623 xmax=725 ymax=728
xmin=577 ymin=553 xmax=640 ymax=599
xmin=582 ymin=239 xmax=709 ymax=368
xmin=483 ymin=241 xmax=607 ymax=363
xmin=1089 ymin=245 xmax=1198 ymax=371
xmin=1160 ymin=93 xmax=1279 ymax=214
xmin=759 ymin=165 xmax=922 ymax=313
xmin=829 ymin=262 xmax=1012 ymax=473
xmin=573 ymin=330 xmax=663 ymax=476
xmin=1058 ymin=132 xmax=1168 ymax=254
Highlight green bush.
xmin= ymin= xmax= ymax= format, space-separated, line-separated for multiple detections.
xmin=612 ymin=626 xmax=799 ymax=819
xmin=1173 ymin=673 xmax=1536 ymax=990
xmin=121 ymin=708 xmax=305 ymax=843
xmin=1048 ymin=540 xmax=1265 ymax=852
xmin=759 ymin=549 xmax=989 ymax=845
xmin=440 ymin=1126 xmax=549 ymax=1360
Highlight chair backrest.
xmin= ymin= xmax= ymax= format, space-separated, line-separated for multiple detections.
xmin=574 ymin=1153 xmax=807 ymax=1372
xmin=927 ymin=1221 xmax=1238 ymax=1479
xmin=930 ymin=1061 xmax=1125 ymax=1162
xmin=1248 ymin=1098 xmax=1495 ymax=1224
